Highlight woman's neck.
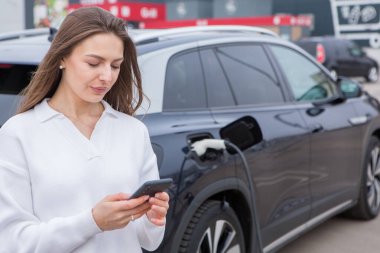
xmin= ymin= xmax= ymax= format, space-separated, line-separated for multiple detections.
xmin=48 ymin=87 xmax=104 ymax=119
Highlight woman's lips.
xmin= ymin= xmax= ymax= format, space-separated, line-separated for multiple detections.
xmin=91 ymin=87 xmax=107 ymax=94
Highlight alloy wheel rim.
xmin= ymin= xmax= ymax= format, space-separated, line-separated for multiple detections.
xmin=196 ymin=219 xmax=241 ymax=253
xmin=368 ymin=67 xmax=378 ymax=82
xmin=367 ymin=146 xmax=380 ymax=212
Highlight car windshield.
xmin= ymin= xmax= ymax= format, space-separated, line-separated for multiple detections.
xmin=349 ymin=44 xmax=364 ymax=57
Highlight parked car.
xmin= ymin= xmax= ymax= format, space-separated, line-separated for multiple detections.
xmin=296 ymin=36 xmax=379 ymax=83
xmin=1 ymin=26 xmax=380 ymax=253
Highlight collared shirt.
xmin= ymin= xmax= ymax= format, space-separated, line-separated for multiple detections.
xmin=0 ymin=99 xmax=165 ymax=253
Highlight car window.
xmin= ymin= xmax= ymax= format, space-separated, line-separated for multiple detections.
xmin=215 ymin=44 xmax=284 ymax=106
xmin=163 ymin=50 xmax=206 ymax=111
xmin=348 ymin=42 xmax=364 ymax=57
xmin=0 ymin=64 xmax=36 ymax=95
xmin=350 ymin=47 xmax=362 ymax=57
xmin=296 ymin=41 xmax=317 ymax=57
xmin=199 ymin=49 xmax=235 ymax=108
xmin=270 ymin=45 xmax=338 ymax=102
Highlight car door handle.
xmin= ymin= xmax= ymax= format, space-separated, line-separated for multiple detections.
xmin=349 ymin=116 xmax=368 ymax=126
xmin=310 ymin=124 xmax=324 ymax=133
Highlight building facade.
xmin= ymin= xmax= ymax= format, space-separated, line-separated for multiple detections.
xmin=0 ymin=0 xmax=26 ymax=33
xmin=2 ymin=0 xmax=338 ymax=44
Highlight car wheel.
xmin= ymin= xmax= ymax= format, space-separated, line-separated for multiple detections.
xmin=330 ymin=68 xmax=338 ymax=80
xmin=369 ymin=34 xmax=380 ymax=48
xmin=365 ymin=67 xmax=378 ymax=83
xmin=346 ymin=136 xmax=380 ymax=220
xmin=179 ymin=200 xmax=246 ymax=253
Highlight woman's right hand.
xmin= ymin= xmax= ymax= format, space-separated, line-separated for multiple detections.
xmin=92 ymin=193 xmax=151 ymax=231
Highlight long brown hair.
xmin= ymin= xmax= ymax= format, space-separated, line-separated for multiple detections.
xmin=17 ymin=7 xmax=143 ymax=115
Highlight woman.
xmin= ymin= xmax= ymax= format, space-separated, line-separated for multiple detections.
xmin=0 ymin=7 xmax=169 ymax=253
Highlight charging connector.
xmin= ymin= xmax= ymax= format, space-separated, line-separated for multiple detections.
xmin=189 ymin=138 xmax=263 ymax=253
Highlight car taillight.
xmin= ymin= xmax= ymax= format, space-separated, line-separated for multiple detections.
xmin=0 ymin=64 xmax=12 ymax=69
xmin=316 ymin=43 xmax=326 ymax=64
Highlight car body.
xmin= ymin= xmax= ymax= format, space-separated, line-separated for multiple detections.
xmin=1 ymin=26 xmax=380 ymax=253
xmin=296 ymin=36 xmax=379 ymax=82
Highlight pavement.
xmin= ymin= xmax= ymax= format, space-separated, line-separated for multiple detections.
xmin=278 ymin=48 xmax=380 ymax=253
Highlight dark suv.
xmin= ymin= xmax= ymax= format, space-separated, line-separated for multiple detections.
xmin=297 ymin=36 xmax=379 ymax=83
xmin=1 ymin=26 xmax=380 ymax=253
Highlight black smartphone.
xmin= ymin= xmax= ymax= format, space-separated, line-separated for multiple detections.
xmin=129 ymin=178 xmax=173 ymax=199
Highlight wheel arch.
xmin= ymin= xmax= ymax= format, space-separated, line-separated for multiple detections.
xmin=356 ymin=129 xmax=380 ymax=194
xmin=169 ymin=177 xmax=257 ymax=253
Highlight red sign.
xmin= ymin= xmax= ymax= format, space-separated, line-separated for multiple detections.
xmin=68 ymin=1 xmax=166 ymax=22
xmin=140 ymin=15 xmax=314 ymax=29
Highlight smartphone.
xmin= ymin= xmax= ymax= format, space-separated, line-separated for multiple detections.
xmin=129 ymin=178 xmax=173 ymax=199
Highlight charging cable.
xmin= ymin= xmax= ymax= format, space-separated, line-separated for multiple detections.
xmin=190 ymin=139 xmax=263 ymax=253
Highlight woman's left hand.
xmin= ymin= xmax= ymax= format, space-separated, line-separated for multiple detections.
xmin=146 ymin=192 xmax=170 ymax=226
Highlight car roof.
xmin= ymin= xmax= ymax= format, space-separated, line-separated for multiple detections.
xmin=0 ymin=26 xmax=279 ymax=65
xmin=298 ymin=36 xmax=353 ymax=44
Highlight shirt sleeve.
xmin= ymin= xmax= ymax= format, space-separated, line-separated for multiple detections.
xmin=135 ymin=125 xmax=165 ymax=251
xmin=0 ymin=129 xmax=102 ymax=253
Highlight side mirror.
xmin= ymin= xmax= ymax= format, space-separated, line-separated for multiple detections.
xmin=338 ymin=77 xmax=363 ymax=99
xmin=220 ymin=116 xmax=263 ymax=154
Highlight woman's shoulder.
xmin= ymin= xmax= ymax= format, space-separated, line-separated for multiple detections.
xmin=0 ymin=110 xmax=36 ymax=134
xmin=115 ymin=111 xmax=147 ymax=131
xmin=103 ymin=101 xmax=148 ymax=131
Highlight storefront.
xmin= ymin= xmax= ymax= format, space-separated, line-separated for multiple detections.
xmin=139 ymin=14 xmax=314 ymax=41
xmin=25 ymin=0 xmax=314 ymax=41
xmin=67 ymin=0 xmax=166 ymax=27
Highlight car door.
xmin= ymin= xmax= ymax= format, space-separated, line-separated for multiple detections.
xmin=335 ymin=40 xmax=357 ymax=76
xmin=198 ymin=43 xmax=311 ymax=248
xmin=269 ymin=44 xmax=363 ymax=218
xmin=347 ymin=42 xmax=372 ymax=77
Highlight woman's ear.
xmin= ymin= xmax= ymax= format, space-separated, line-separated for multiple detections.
xmin=60 ymin=59 xmax=66 ymax=69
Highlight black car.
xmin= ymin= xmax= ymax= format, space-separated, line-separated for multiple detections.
xmin=296 ymin=36 xmax=379 ymax=83
xmin=1 ymin=26 xmax=380 ymax=253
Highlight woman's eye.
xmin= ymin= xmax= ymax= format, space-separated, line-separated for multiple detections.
xmin=88 ymin=63 xmax=99 ymax=67
xmin=111 ymin=65 xmax=120 ymax=70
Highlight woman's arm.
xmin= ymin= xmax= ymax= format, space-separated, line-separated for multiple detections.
xmin=134 ymin=126 xmax=167 ymax=251
xmin=0 ymin=131 xmax=102 ymax=253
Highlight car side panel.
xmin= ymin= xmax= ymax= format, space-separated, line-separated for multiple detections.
xmin=196 ymin=41 xmax=312 ymax=246
xmin=350 ymin=95 xmax=380 ymax=175
xmin=142 ymin=112 xmax=236 ymax=252
xmin=210 ymin=106 xmax=311 ymax=247
xmin=296 ymin=101 xmax=363 ymax=217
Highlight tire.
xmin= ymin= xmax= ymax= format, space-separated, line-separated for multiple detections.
xmin=179 ymin=200 xmax=246 ymax=253
xmin=346 ymin=136 xmax=380 ymax=220
xmin=365 ymin=67 xmax=378 ymax=83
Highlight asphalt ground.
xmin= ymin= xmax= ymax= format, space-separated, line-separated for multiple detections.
xmin=278 ymin=48 xmax=380 ymax=253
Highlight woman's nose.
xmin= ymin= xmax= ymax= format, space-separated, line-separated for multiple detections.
xmin=99 ymin=66 xmax=112 ymax=82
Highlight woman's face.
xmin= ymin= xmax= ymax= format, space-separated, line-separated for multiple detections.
xmin=59 ymin=32 xmax=124 ymax=103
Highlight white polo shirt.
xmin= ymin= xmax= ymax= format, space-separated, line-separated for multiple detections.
xmin=0 ymin=99 xmax=165 ymax=253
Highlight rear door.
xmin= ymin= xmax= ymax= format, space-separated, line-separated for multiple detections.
xmin=347 ymin=41 xmax=372 ymax=77
xmin=198 ymin=43 xmax=311 ymax=247
xmin=269 ymin=44 xmax=363 ymax=219
xmin=335 ymin=40 xmax=359 ymax=76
